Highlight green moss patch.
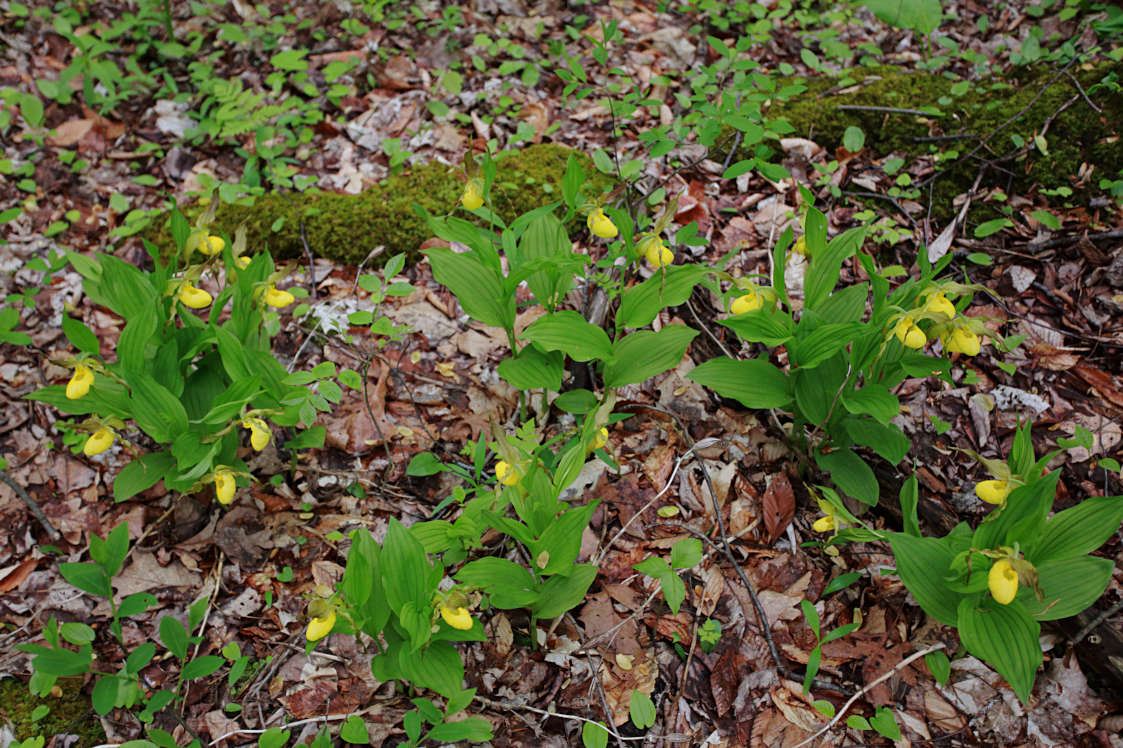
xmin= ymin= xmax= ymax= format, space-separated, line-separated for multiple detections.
xmin=0 ymin=678 xmax=105 ymax=747
xmin=143 ymin=143 xmax=613 ymax=267
xmin=728 ymin=62 xmax=1122 ymax=220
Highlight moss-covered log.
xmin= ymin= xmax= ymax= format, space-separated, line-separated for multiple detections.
xmin=143 ymin=143 xmax=613 ymax=266
xmin=723 ymin=61 xmax=1123 ymax=220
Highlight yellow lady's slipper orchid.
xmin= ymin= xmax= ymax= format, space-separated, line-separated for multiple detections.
xmin=264 ymin=285 xmax=295 ymax=308
xmin=923 ymin=292 xmax=956 ymax=320
xmin=792 ymin=236 xmax=809 ymax=256
xmin=731 ymin=291 xmax=764 ymax=315
xmin=461 ymin=180 xmax=484 ymax=211
xmin=306 ymin=609 xmax=337 ymax=641
xmin=586 ymin=208 xmax=618 ymax=239
xmin=83 ymin=427 xmax=115 ymax=457
xmin=495 ymin=460 xmax=520 ymax=486
xmin=645 ymin=240 xmax=674 ymax=268
xmin=243 ymin=417 xmax=271 ymax=451
xmin=179 ymin=282 xmax=213 ymax=309
xmin=892 ymin=317 xmax=926 ymax=349
xmin=988 ymin=558 xmax=1018 ymax=605
xmin=943 ymin=326 xmax=981 ymax=356
xmin=975 ymin=479 xmax=1010 ymax=505
xmin=591 ymin=427 xmax=609 ymax=450
xmin=812 ymin=514 xmax=837 ymax=533
xmin=439 ymin=604 xmax=473 ymax=630
xmin=214 ymin=469 xmax=237 ymax=505
xmin=200 ymin=234 xmax=225 ymax=256
xmin=66 ymin=364 xmax=95 ymax=400
xmin=235 ymin=256 xmax=252 ymax=270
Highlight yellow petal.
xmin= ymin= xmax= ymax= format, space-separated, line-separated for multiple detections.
xmin=66 ymin=364 xmax=94 ymax=400
xmin=461 ymin=180 xmax=484 ymax=210
xmin=645 ymin=242 xmax=673 ymax=268
xmin=214 ymin=470 xmax=237 ymax=505
xmin=587 ymin=209 xmax=618 ymax=239
xmin=179 ymin=282 xmax=213 ymax=309
xmin=731 ymin=292 xmax=763 ymax=315
xmin=235 ymin=256 xmax=252 ymax=270
xmin=591 ymin=427 xmax=609 ymax=450
xmin=923 ymin=293 xmax=956 ymax=320
xmin=203 ymin=234 xmax=225 ymax=255
xmin=812 ymin=515 xmax=837 ymax=533
xmin=306 ymin=609 xmax=337 ymax=641
xmin=988 ymin=558 xmax=1018 ymax=605
xmin=975 ymin=479 xmax=1010 ymax=505
xmin=893 ymin=318 xmax=926 ymax=349
xmin=83 ymin=427 xmax=115 ymax=456
xmin=439 ymin=604 xmax=473 ymax=630
xmin=792 ymin=236 xmax=809 ymax=256
xmin=944 ymin=327 xmax=980 ymax=356
xmin=243 ymin=418 xmax=271 ymax=451
xmin=495 ymin=460 xmax=520 ymax=486
xmin=264 ymin=286 xmax=295 ymax=308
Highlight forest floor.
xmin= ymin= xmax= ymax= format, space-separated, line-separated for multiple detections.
xmin=1 ymin=0 xmax=1122 ymax=746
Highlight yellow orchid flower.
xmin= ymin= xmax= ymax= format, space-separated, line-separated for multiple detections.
xmin=943 ymin=326 xmax=981 ymax=356
xmin=892 ymin=316 xmax=926 ymax=349
xmin=179 ymin=282 xmax=213 ymax=309
xmin=792 ymin=235 xmax=809 ymax=256
xmin=988 ymin=558 xmax=1018 ymax=605
xmin=199 ymin=234 xmax=225 ymax=256
xmin=306 ymin=609 xmax=337 ymax=641
xmin=495 ymin=460 xmax=521 ymax=486
xmin=66 ymin=364 xmax=95 ymax=400
xmin=214 ymin=469 xmax=237 ymax=505
xmin=83 ymin=427 xmax=115 ymax=456
xmin=242 ymin=417 xmax=271 ymax=451
xmin=264 ymin=285 xmax=295 ymax=308
xmin=439 ymin=604 xmax=473 ymax=630
xmin=731 ymin=290 xmax=764 ymax=315
xmin=975 ymin=479 xmax=1010 ymax=505
xmin=923 ymin=292 xmax=956 ymax=320
xmin=235 ymin=255 xmax=252 ymax=270
xmin=644 ymin=240 xmax=674 ymax=268
xmin=461 ymin=180 xmax=484 ymax=211
xmin=812 ymin=514 xmax=837 ymax=533
xmin=591 ymin=427 xmax=609 ymax=450
xmin=587 ymin=208 xmax=618 ymax=239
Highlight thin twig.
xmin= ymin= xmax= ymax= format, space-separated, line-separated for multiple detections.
xmin=1064 ymin=69 xmax=1102 ymax=113
xmin=791 ymin=642 xmax=945 ymax=748
xmin=619 ymin=404 xmax=786 ymax=676
xmin=475 ymin=696 xmax=649 ymax=742
xmin=1073 ymin=598 xmax=1123 ymax=645
xmin=835 ymin=104 xmax=937 ymax=117
xmin=0 ymin=469 xmax=60 ymax=540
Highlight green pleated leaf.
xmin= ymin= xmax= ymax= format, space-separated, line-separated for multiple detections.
xmin=521 ymin=310 xmax=614 ymax=363
xmin=687 ymin=356 xmax=792 ymax=409
xmin=888 ymin=532 xmax=960 ymax=625
xmin=1027 ymin=494 xmax=1123 ymax=564
xmin=618 ymin=265 xmax=710 ymax=329
xmin=425 ymin=248 xmax=513 ymax=330
xmin=956 ymin=597 xmax=1041 ymax=704
xmin=603 ymin=325 xmax=698 ymax=388
xmin=815 ymin=447 xmax=878 ymax=506
xmin=1020 ymin=555 xmax=1113 ymax=620
xmin=497 ymin=345 xmax=564 ymax=390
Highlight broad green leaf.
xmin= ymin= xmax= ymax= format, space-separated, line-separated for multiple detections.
xmin=511 ymin=213 xmax=574 ymax=310
xmin=888 ymin=532 xmax=959 ymax=625
xmin=687 ymin=357 xmax=792 ymax=409
xmin=603 ymin=325 xmax=698 ymax=388
xmin=1027 ymin=494 xmax=1123 ymax=564
xmin=521 ymin=311 xmax=614 ymax=363
xmin=59 ymin=562 xmax=111 ymax=598
xmin=898 ymin=473 xmax=921 ymax=537
xmin=869 ymin=707 xmax=901 ymax=740
xmin=1020 ymin=556 xmax=1113 ymax=620
xmin=842 ymin=126 xmax=866 ymax=152
xmin=381 ymin=519 xmax=433 ymax=615
xmin=426 ymin=717 xmax=493 ymax=742
xmin=618 ymin=265 xmax=710 ymax=329
xmin=180 ymin=655 xmax=223 ymax=680
xmin=661 ymin=572 xmax=687 ymax=614
xmin=582 ymin=721 xmax=609 ymax=748
xmin=974 ymin=218 xmax=1013 ymax=238
xmin=670 ymin=538 xmax=702 ymax=569
xmin=62 ymin=316 xmax=99 ymax=355
xmin=925 ymin=650 xmax=951 ymax=685
xmin=843 ymin=417 xmax=911 ymax=464
xmin=113 ymin=452 xmax=176 ymax=503
xmin=973 ymin=472 xmax=1059 ymax=551
xmin=841 ymin=384 xmax=899 ymax=425
xmin=497 ymin=345 xmax=564 ymax=390
xmin=555 ymin=389 xmax=598 ymax=414
xmin=956 ymin=597 xmax=1040 ymax=703
xmin=816 ymin=282 xmax=869 ymax=323
xmin=815 ymin=448 xmax=878 ymax=506
xmin=159 ymin=616 xmax=188 ymax=660
xmin=534 ymin=564 xmax=597 ymax=618
xmin=629 ymin=690 xmax=656 ymax=729
xmin=805 ymin=226 xmax=865 ymax=310
xmin=399 ymin=640 xmax=464 ymax=698
xmin=720 ymin=305 xmax=796 ymax=346
xmin=456 ymin=557 xmax=539 ymax=609
xmin=425 ymin=248 xmax=513 ymax=330
xmin=30 ymin=646 xmax=93 ymax=677
xmin=865 ymin=0 xmax=943 ymax=34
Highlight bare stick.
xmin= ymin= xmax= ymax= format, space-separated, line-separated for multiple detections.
xmin=1 ymin=469 xmax=60 ymax=540
xmin=791 ymin=642 xmax=945 ymax=748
